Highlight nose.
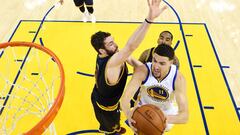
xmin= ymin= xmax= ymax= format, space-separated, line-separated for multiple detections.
xmin=162 ymin=40 xmax=166 ymax=44
xmin=158 ymin=39 xmax=165 ymax=45
xmin=154 ymin=64 xmax=160 ymax=71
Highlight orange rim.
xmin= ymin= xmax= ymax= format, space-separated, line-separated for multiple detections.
xmin=0 ymin=41 xmax=65 ymax=134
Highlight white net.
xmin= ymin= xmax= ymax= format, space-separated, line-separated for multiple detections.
xmin=0 ymin=43 xmax=63 ymax=135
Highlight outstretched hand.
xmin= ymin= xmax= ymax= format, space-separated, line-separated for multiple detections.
xmin=147 ymin=0 xmax=167 ymax=22
xmin=127 ymin=106 xmax=138 ymax=134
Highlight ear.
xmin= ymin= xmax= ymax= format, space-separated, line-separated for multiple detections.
xmin=157 ymin=38 xmax=161 ymax=44
xmin=99 ymin=48 xmax=106 ymax=55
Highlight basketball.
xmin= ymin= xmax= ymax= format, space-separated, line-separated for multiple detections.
xmin=132 ymin=104 xmax=166 ymax=135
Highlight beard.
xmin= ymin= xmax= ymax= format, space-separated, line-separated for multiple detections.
xmin=105 ymin=47 xmax=118 ymax=56
xmin=152 ymin=66 xmax=161 ymax=79
xmin=153 ymin=71 xmax=161 ymax=78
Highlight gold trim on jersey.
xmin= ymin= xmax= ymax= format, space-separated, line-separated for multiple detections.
xmin=133 ymin=95 xmax=141 ymax=107
xmin=99 ymin=54 xmax=108 ymax=58
xmin=151 ymin=47 xmax=156 ymax=58
xmin=99 ymin=125 xmax=121 ymax=134
xmin=95 ymin=63 xmax=99 ymax=88
xmin=96 ymin=102 xmax=119 ymax=111
xmin=145 ymin=48 xmax=152 ymax=63
xmin=145 ymin=47 xmax=156 ymax=63
xmin=104 ymin=63 xmax=126 ymax=86
xmin=131 ymin=98 xmax=136 ymax=102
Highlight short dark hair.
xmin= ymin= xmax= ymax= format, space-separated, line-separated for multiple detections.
xmin=91 ymin=31 xmax=111 ymax=53
xmin=160 ymin=31 xmax=173 ymax=40
xmin=154 ymin=44 xmax=174 ymax=60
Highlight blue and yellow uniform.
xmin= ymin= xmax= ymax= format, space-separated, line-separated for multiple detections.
xmin=91 ymin=55 xmax=128 ymax=134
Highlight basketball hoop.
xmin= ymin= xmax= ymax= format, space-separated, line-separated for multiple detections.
xmin=0 ymin=42 xmax=65 ymax=134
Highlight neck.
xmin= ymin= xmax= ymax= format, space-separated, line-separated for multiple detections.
xmin=157 ymin=72 xmax=166 ymax=81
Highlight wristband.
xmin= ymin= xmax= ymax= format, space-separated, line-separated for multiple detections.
xmin=145 ymin=18 xmax=153 ymax=24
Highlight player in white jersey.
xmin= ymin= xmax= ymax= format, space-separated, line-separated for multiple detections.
xmin=121 ymin=44 xmax=189 ymax=133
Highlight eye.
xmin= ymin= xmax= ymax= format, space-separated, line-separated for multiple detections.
xmin=160 ymin=62 xmax=165 ymax=65
xmin=108 ymin=42 xmax=113 ymax=46
xmin=166 ymin=38 xmax=170 ymax=41
xmin=153 ymin=58 xmax=157 ymax=63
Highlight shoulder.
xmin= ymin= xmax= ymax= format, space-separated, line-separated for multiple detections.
xmin=173 ymin=55 xmax=180 ymax=68
xmin=139 ymin=48 xmax=153 ymax=63
xmin=141 ymin=48 xmax=153 ymax=56
xmin=143 ymin=48 xmax=152 ymax=54
xmin=176 ymin=71 xmax=185 ymax=81
xmin=175 ymin=71 xmax=186 ymax=89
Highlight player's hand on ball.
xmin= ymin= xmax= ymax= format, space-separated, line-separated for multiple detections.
xmin=128 ymin=106 xmax=138 ymax=134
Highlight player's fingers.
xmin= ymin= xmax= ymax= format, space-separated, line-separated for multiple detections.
xmin=154 ymin=0 xmax=160 ymax=5
xmin=130 ymin=123 xmax=137 ymax=132
xmin=147 ymin=0 xmax=150 ymax=6
xmin=132 ymin=126 xmax=138 ymax=133
xmin=130 ymin=118 xmax=136 ymax=124
xmin=160 ymin=5 xmax=168 ymax=13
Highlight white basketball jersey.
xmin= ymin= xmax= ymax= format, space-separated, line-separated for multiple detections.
xmin=139 ymin=62 xmax=178 ymax=112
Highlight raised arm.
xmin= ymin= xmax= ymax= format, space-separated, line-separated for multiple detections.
xmin=107 ymin=0 xmax=167 ymax=68
xmin=167 ymin=71 xmax=189 ymax=124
